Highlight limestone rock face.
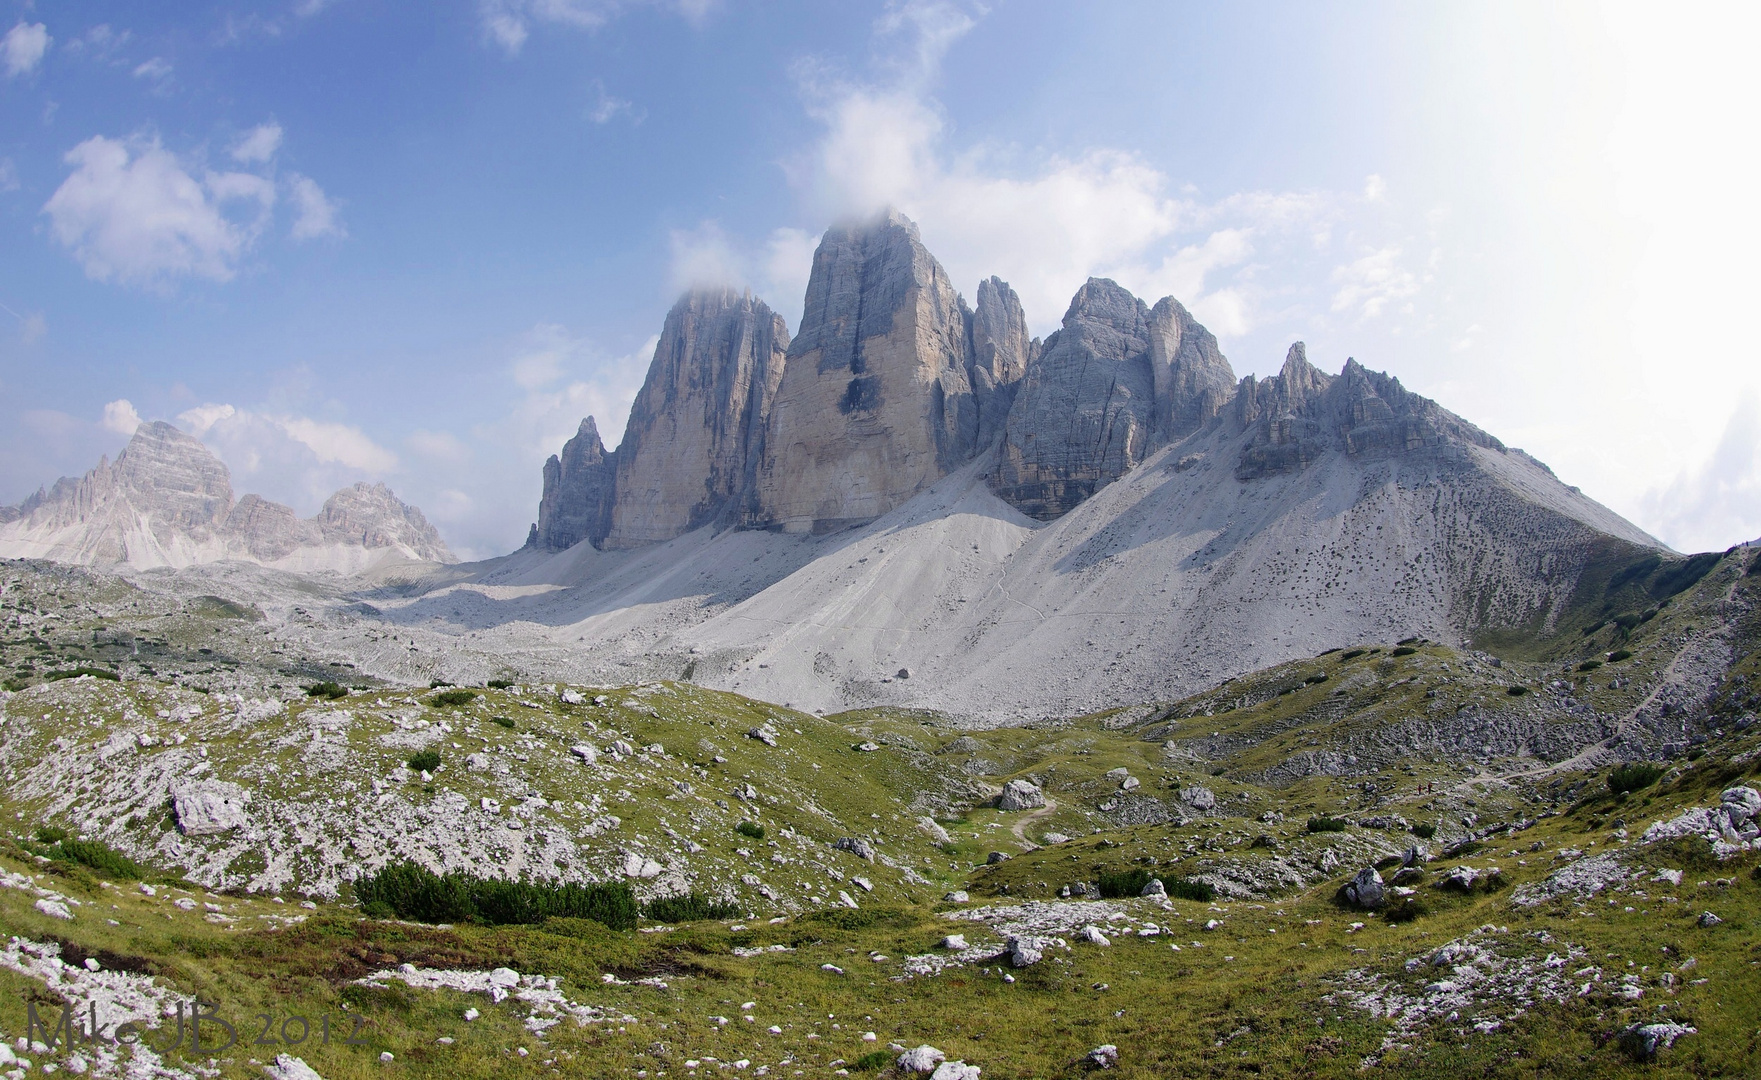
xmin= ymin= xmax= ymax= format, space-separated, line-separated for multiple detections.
xmin=605 ymin=289 xmax=789 ymax=547
xmin=533 ymin=418 xmax=617 ymax=551
xmin=1234 ymin=344 xmax=1503 ymax=481
xmin=1149 ymin=295 xmax=1235 ymax=440
xmin=992 ymin=279 xmax=1163 ymax=520
xmin=752 ymin=210 xmax=985 ymax=534
xmin=314 ymin=482 xmax=451 ymax=562
xmin=970 ymin=276 xmax=1038 ymax=448
xmin=0 ymin=421 xmax=451 ymax=570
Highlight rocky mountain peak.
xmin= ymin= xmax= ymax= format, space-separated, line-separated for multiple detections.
xmin=315 ymin=482 xmax=451 ymax=561
xmin=751 ymin=208 xmax=989 ymax=534
xmin=1147 ymin=295 xmax=1235 ymax=440
xmin=112 ymin=420 xmax=235 ymax=532
xmin=533 ymin=417 xmax=617 ymax=551
xmin=604 ymin=287 xmax=789 ymax=548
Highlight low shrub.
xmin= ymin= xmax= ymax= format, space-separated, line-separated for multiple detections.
xmin=1096 ymin=868 xmax=1156 ymax=898
xmin=1581 ymin=620 xmax=1606 ymax=637
xmin=353 ymin=862 xmax=638 ymax=930
xmin=851 ymin=1050 xmax=893 ymax=1071
xmin=34 ymin=826 xmax=68 ymax=844
xmin=1577 ymin=660 xmax=1603 ymax=671
xmin=428 ymin=679 xmax=453 ymax=688
xmin=1608 ymin=762 xmax=1665 ymax=795
xmin=486 ymin=679 xmax=515 ymax=690
xmin=491 ymin=715 xmax=516 ymax=729
xmin=2 ymin=678 xmax=25 ymax=693
xmin=50 ymin=838 xmax=143 ymax=880
xmin=305 ymin=681 xmax=348 ymax=699
xmin=1163 ymin=876 xmax=1215 ymax=902
xmin=1611 ymin=613 xmax=1643 ymax=631
xmin=1390 ymin=646 xmax=1418 ymax=657
xmin=1340 ymin=649 xmax=1367 ymax=661
xmin=1411 ymin=822 xmax=1437 ymax=839
xmin=46 ymin=667 xmax=120 ymax=682
xmin=429 ymin=689 xmax=478 ymax=708
xmin=1385 ymin=896 xmax=1429 ymax=923
xmin=735 ymin=821 xmax=765 ymax=840
xmin=1303 ymin=673 xmax=1329 ymax=685
xmin=1607 ymin=649 xmax=1633 ymax=662
xmin=642 ymin=892 xmax=739 ymax=922
xmin=1506 ymin=685 xmax=1529 ymax=696
xmin=1398 ymin=636 xmax=1423 ymax=646
xmin=406 ymin=749 xmax=441 ymax=773
xmin=1307 ymin=816 xmax=1349 ymax=833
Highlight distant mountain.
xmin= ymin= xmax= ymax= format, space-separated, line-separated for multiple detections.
xmin=0 ymin=421 xmax=452 ymax=572
xmin=484 ymin=207 xmax=1673 ymax=720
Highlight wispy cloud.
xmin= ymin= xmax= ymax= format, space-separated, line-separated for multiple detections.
xmin=478 ymin=0 xmax=721 ymax=56
xmin=588 ymin=81 xmax=642 ymax=124
xmin=1640 ymin=392 xmax=1761 ymax=552
xmin=287 ymin=174 xmax=345 ymax=239
xmin=1330 ymin=246 xmax=1427 ymax=320
xmin=100 ymin=399 xmax=142 ymax=436
xmin=231 ymin=122 xmax=284 ymax=164
xmin=2 ymin=22 xmax=50 ymax=78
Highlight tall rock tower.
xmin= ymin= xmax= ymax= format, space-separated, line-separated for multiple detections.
xmin=604 ymin=289 xmax=790 ymax=547
xmin=532 ymin=417 xmax=617 ymax=551
xmin=752 ymin=210 xmax=1000 ymax=534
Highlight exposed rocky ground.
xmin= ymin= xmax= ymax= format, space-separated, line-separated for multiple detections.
xmin=0 ymin=537 xmax=1754 ymax=1076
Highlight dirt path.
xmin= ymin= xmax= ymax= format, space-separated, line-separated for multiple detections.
xmin=1011 ymin=796 xmax=1059 ymax=848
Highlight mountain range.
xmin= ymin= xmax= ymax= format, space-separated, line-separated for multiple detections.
xmin=0 ymin=208 xmax=1686 ymax=719
xmin=0 ymin=420 xmax=451 ymax=573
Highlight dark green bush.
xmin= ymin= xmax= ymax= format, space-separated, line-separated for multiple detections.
xmin=353 ymin=862 xmax=637 ymax=930
xmin=1390 ymin=646 xmax=1418 ymax=657
xmin=1608 ymin=649 xmax=1634 ymax=662
xmin=1611 ymin=613 xmax=1643 ymax=631
xmin=1651 ymin=551 xmax=1720 ymax=598
xmin=1506 ymin=685 xmax=1529 ymax=696
xmin=2 ymin=678 xmax=25 ymax=693
xmin=406 ymin=749 xmax=441 ymax=773
xmin=305 ymin=681 xmax=348 ymax=699
xmin=851 ymin=1050 xmax=893 ymax=1071
xmin=1398 ymin=636 xmax=1423 ymax=646
xmin=491 ymin=715 xmax=516 ymax=729
xmin=52 ymin=838 xmax=143 ymax=880
xmin=1303 ymin=673 xmax=1329 ymax=685
xmin=1577 ymin=660 xmax=1603 ymax=671
xmin=34 ymin=826 xmax=68 ymax=844
xmin=1096 ymin=868 xmax=1214 ymax=901
xmin=428 ymin=679 xmax=453 ymax=688
xmin=486 ymin=679 xmax=515 ymax=690
xmin=1340 ymin=649 xmax=1367 ymax=661
xmin=1581 ymin=620 xmax=1606 ymax=637
xmin=46 ymin=667 xmax=120 ymax=682
xmin=1385 ymin=896 xmax=1428 ymax=923
xmin=1307 ymin=816 xmax=1349 ymax=833
xmin=1608 ymin=762 xmax=1665 ymax=795
xmin=642 ymin=893 xmax=740 ymax=922
xmin=1411 ymin=822 xmax=1437 ymax=839
xmin=735 ymin=821 xmax=765 ymax=840
xmin=429 ymin=689 xmax=478 ymax=708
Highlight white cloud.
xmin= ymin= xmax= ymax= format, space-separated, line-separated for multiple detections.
xmin=2 ymin=22 xmax=49 ymax=78
xmin=278 ymin=415 xmax=398 ymax=471
xmin=0 ymin=157 xmax=16 ymax=192
xmin=1639 ymin=393 xmax=1761 ymax=552
xmin=65 ymin=25 xmax=129 ymax=60
xmin=176 ymin=403 xmax=237 ymax=435
xmin=1329 ymin=246 xmax=1425 ymax=319
xmin=407 ymin=429 xmax=471 ymax=462
xmin=781 ymin=3 xmax=1337 ymax=337
xmin=761 ymin=227 xmax=817 ymax=325
xmin=42 ymin=135 xmax=275 ymax=285
xmin=588 ymin=81 xmax=641 ymax=124
xmin=101 ymin=399 xmax=142 ymax=436
xmin=479 ymin=0 xmax=720 ymax=56
xmin=496 ymin=324 xmax=655 ymax=454
xmin=132 ymin=56 xmax=172 ymax=83
xmin=668 ymin=221 xmax=744 ymax=292
xmin=288 ymin=174 xmax=345 ymax=239
xmin=1364 ymin=174 xmax=1387 ymax=202
xmin=0 ymin=301 xmax=44 ymax=345
xmin=429 ymin=488 xmax=475 ymax=523
xmin=231 ymin=122 xmax=283 ymax=164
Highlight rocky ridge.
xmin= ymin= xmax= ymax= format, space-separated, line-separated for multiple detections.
xmin=0 ymin=422 xmax=451 ymax=572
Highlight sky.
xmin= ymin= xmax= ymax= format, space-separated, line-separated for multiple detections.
xmin=1 ymin=1 xmax=1758 ymax=560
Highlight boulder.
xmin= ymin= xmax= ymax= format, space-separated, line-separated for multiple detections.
xmin=834 ymin=836 xmax=876 ymax=862
xmin=1140 ymin=878 xmax=1167 ymax=898
xmin=747 ymin=724 xmax=780 ymax=747
xmin=986 ymin=851 xmax=1010 ymax=865
xmin=1620 ymin=1022 xmax=1696 ymax=1060
xmin=1697 ymin=910 xmax=1723 ymax=928
xmin=930 ymin=1062 xmax=981 ymax=1080
xmin=940 ymin=934 xmax=967 ymax=950
xmin=943 ymin=890 xmax=969 ymax=903
xmin=1078 ymin=925 xmax=1110 ymax=946
xmin=1007 ymin=935 xmax=1045 ymax=967
xmin=998 ymin=779 xmax=1045 ymax=811
xmin=568 ymin=743 xmax=598 ymax=764
xmin=898 ymin=1046 xmax=947 ymax=1073
xmin=1339 ymin=867 xmax=1385 ymax=910
xmin=1085 ymin=1044 xmax=1120 ymax=1069
xmin=1179 ymin=786 xmax=1216 ymax=811
xmin=172 ymin=780 xmax=250 ymax=836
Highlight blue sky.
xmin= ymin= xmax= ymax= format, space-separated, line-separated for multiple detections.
xmin=2 ymin=1 xmax=1758 ymax=559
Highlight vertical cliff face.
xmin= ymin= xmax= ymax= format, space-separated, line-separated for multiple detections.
xmin=533 ymin=418 xmax=617 ymax=551
xmin=604 ymin=289 xmax=790 ymax=548
xmin=1148 ymin=295 xmax=1235 ymax=440
xmin=751 ymin=210 xmax=985 ymax=534
xmin=970 ymin=276 xmax=1037 ymax=450
xmin=990 ymin=280 xmax=1237 ymax=521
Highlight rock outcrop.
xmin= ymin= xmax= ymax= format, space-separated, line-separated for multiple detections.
xmin=970 ymin=276 xmax=1038 ymax=449
xmin=1233 ymin=344 xmax=1503 ymax=481
xmin=993 ymin=279 xmax=1233 ymax=520
xmin=604 ymin=289 xmax=789 ymax=548
xmin=751 ymin=210 xmax=998 ymax=534
xmin=531 ymin=418 xmax=617 ymax=551
xmin=0 ymin=421 xmax=450 ymax=570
